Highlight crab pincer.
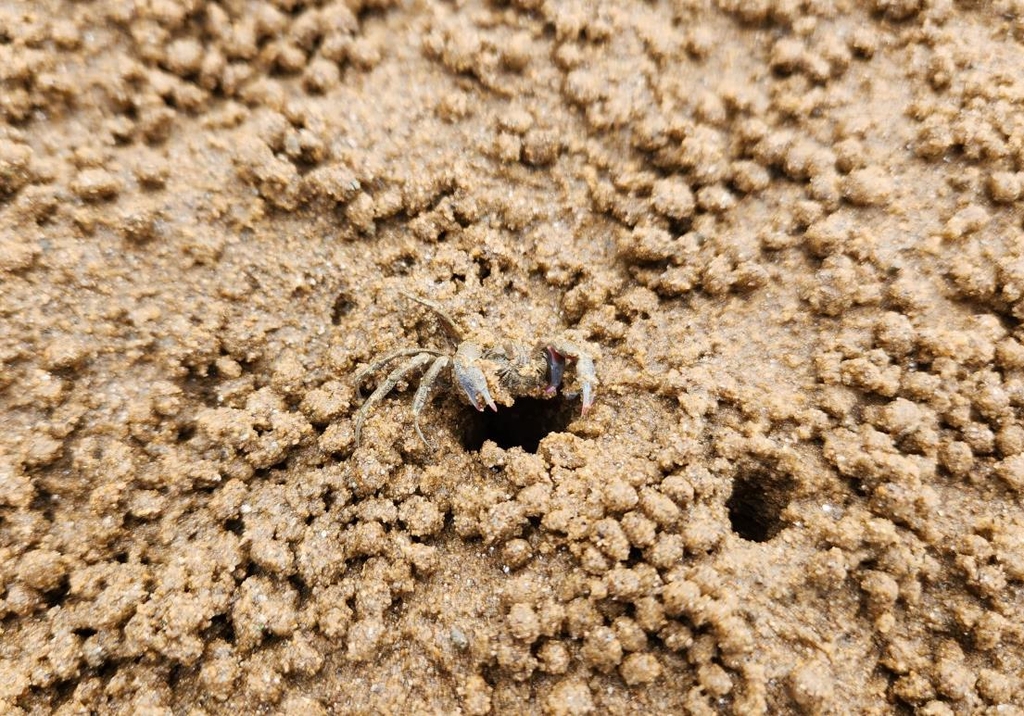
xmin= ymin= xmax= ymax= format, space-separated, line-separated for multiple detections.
xmin=543 ymin=341 xmax=597 ymax=415
xmin=453 ymin=342 xmax=498 ymax=412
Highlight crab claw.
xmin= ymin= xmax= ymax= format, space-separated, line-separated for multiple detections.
xmin=454 ymin=342 xmax=498 ymax=411
xmin=576 ymin=357 xmax=597 ymax=415
xmin=457 ymin=365 xmax=498 ymax=411
xmin=544 ymin=341 xmax=597 ymax=415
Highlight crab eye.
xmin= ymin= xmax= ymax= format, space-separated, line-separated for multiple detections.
xmin=545 ymin=347 xmax=566 ymax=390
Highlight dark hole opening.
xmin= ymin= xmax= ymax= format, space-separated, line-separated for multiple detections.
xmin=42 ymin=575 xmax=71 ymax=608
xmin=322 ymin=487 xmax=338 ymax=513
xmin=168 ymin=663 xmax=184 ymax=689
xmin=331 ymin=292 xmax=354 ymax=325
xmin=289 ymin=574 xmax=311 ymax=600
xmin=51 ymin=678 xmax=76 ymax=708
xmin=726 ymin=469 xmax=793 ymax=543
xmin=176 ymin=424 xmax=195 ymax=443
xmin=474 ymin=256 xmax=492 ymax=281
xmin=461 ymin=396 xmax=574 ymax=453
xmin=204 ymin=613 xmax=236 ymax=645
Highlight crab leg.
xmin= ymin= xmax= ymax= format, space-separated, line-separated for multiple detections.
xmin=411 ymin=355 xmax=450 ymax=448
xmin=453 ymin=342 xmax=498 ymax=412
xmin=353 ymin=347 xmax=443 ymax=396
xmin=353 ymin=353 xmax=433 ymax=444
xmin=543 ymin=340 xmax=597 ymax=415
xmin=398 ymin=291 xmax=465 ymax=342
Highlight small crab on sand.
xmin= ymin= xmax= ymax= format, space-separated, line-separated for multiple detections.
xmin=353 ymin=292 xmax=597 ymax=447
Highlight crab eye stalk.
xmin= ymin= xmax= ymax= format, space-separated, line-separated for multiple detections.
xmin=544 ymin=347 xmax=565 ymax=396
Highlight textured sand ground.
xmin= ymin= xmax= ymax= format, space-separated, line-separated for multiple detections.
xmin=2 ymin=0 xmax=1024 ymax=713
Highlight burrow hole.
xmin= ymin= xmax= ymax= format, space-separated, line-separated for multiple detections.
xmin=461 ymin=396 xmax=575 ymax=454
xmin=331 ymin=291 xmax=355 ymax=325
xmin=726 ymin=467 xmax=795 ymax=543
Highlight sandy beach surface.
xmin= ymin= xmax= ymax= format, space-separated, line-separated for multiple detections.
xmin=2 ymin=0 xmax=1024 ymax=713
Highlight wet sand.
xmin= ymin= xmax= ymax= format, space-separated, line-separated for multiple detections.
xmin=2 ymin=0 xmax=1024 ymax=713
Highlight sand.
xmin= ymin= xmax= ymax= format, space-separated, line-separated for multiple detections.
xmin=2 ymin=0 xmax=1024 ymax=713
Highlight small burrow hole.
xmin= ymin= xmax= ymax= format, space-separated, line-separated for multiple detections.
xmin=726 ymin=468 xmax=794 ymax=543
xmin=168 ymin=663 xmax=184 ymax=689
xmin=42 ymin=575 xmax=71 ymax=608
xmin=205 ymin=613 xmax=236 ymax=645
xmin=462 ymin=396 xmax=574 ymax=453
xmin=331 ymin=292 xmax=355 ymax=325
xmin=175 ymin=424 xmax=196 ymax=443
xmin=474 ymin=256 xmax=492 ymax=281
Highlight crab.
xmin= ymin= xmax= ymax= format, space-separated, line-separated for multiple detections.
xmin=353 ymin=292 xmax=597 ymax=448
